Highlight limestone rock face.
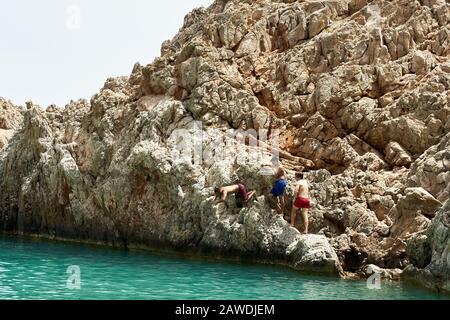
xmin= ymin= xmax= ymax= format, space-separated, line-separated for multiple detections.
xmin=385 ymin=141 xmax=412 ymax=167
xmin=404 ymin=200 xmax=450 ymax=293
xmin=0 ymin=98 xmax=24 ymax=150
xmin=0 ymin=0 xmax=449 ymax=290
xmin=406 ymin=233 xmax=431 ymax=269
xmin=408 ymin=133 xmax=450 ymax=203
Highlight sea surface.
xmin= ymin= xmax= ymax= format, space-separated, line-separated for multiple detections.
xmin=0 ymin=235 xmax=447 ymax=300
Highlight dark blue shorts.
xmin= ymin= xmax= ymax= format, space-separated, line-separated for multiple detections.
xmin=271 ymin=179 xmax=286 ymax=197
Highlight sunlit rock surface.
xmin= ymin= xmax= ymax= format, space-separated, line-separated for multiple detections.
xmin=0 ymin=0 xmax=449 ymax=290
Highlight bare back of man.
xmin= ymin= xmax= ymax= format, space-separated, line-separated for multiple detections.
xmin=297 ymin=180 xmax=309 ymax=198
xmin=212 ymin=184 xmax=256 ymax=208
xmin=212 ymin=185 xmax=238 ymax=207
xmin=291 ymin=172 xmax=310 ymax=234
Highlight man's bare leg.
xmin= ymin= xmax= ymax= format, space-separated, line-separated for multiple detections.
xmin=266 ymin=192 xmax=274 ymax=204
xmin=244 ymin=191 xmax=256 ymax=206
xmin=266 ymin=193 xmax=282 ymax=214
xmin=280 ymin=195 xmax=285 ymax=214
xmin=270 ymin=196 xmax=281 ymax=214
xmin=301 ymin=208 xmax=309 ymax=234
xmin=290 ymin=206 xmax=298 ymax=227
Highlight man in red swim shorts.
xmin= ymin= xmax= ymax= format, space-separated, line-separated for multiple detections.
xmin=291 ymin=172 xmax=310 ymax=234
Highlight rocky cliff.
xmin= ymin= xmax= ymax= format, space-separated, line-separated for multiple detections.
xmin=404 ymin=199 xmax=450 ymax=292
xmin=0 ymin=0 xmax=449 ymax=291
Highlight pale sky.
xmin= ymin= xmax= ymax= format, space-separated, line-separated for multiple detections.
xmin=0 ymin=0 xmax=214 ymax=107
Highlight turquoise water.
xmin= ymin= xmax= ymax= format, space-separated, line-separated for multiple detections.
xmin=0 ymin=235 xmax=447 ymax=300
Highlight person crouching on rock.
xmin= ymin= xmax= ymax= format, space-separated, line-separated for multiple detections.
xmin=212 ymin=184 xmax=256 ymax=209
xmin=262 ymin=164 xmax=287 ymax=215
xmin=291 ymin=172 xmax=310 ymax=234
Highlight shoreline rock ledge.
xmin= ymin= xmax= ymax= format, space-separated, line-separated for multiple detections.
xmin=199 ymin=198 xmax=343 ymax=276
xmin=0 ymin=0 xmax=449 ymax=292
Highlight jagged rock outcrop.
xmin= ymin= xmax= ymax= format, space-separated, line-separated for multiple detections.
xmin=362 ymin=264 xmax=403 ymax=280
xmin=0 ymin=98 xmax=23 ymax=150
xmin=0 ymin=0 xmax=449 ymax=291
xmin=408 ymin=132 xmax=450 ymax=203
xmin=404 ymin=200 xmax=449 ymax=293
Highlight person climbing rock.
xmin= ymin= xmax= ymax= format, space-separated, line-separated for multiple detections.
xmin=291 ymin=171 xmax=310 ymax=234
xmin=262 ymin=164 xmax=287 ymax=214
xmin=212 ymin=184 xmax=256 ymax=209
